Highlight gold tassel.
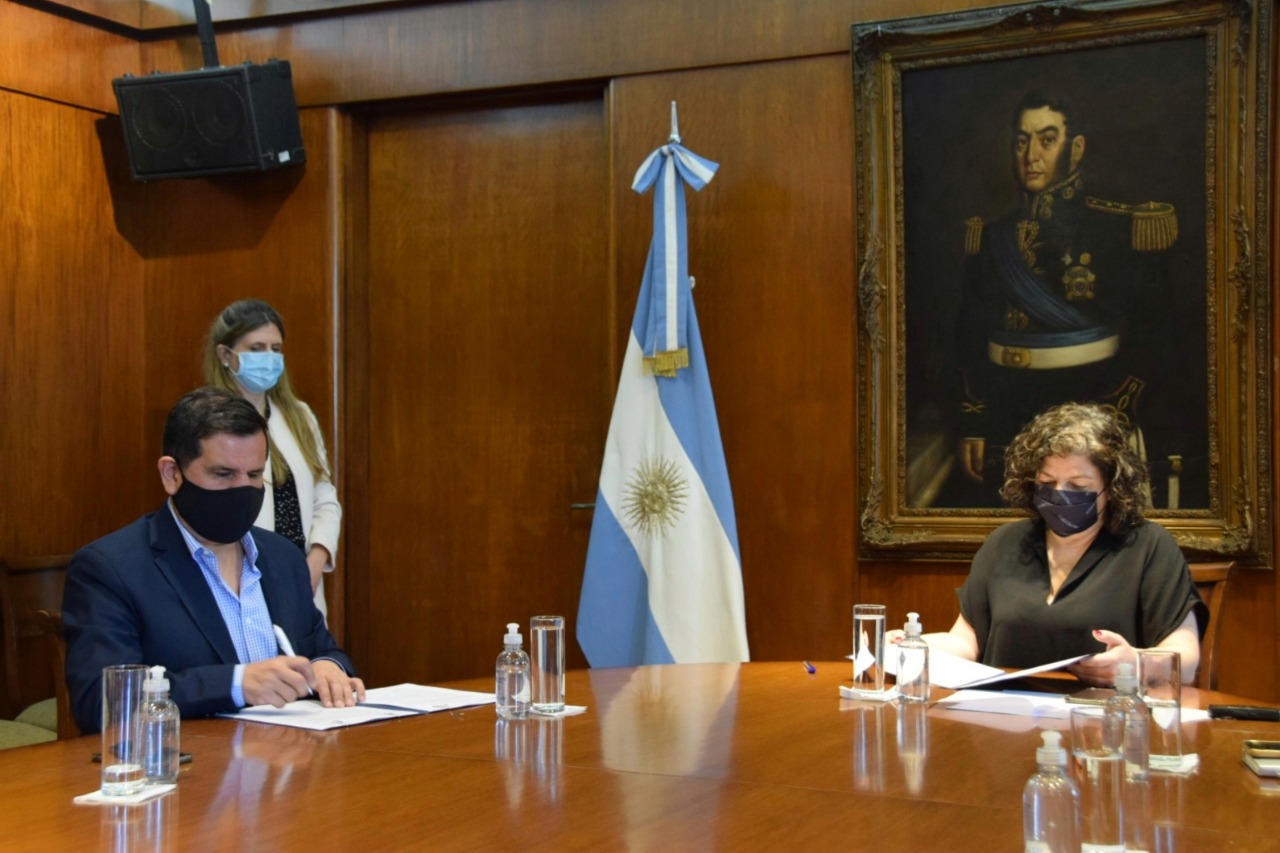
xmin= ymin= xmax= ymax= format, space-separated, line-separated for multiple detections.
xmin=964 ymin=216 xmax=984 ymax=256
xmin=1131 ymin=201 xmax=1178 ymax=251
xmin=643 ymin=349 xmax=690 ymax=378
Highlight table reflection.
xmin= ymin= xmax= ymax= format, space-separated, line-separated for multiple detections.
xmin=1149 ymin=773 xmax=1185 ymax=853
xmin=494 ymin=714 xmax=564 ymax=806
xmin=205 ymin=723 xmax=331 ymax=826
xmin=1119 ymin=771 xmax=1187 ymax=853
xmin=896 ymin=701 xmax=929 ymax=794
xmin=98 ymin=795 xmax=175 ymax=853
xmin=592 ymin=665 xmax=739 ymax=776
xmin=590 ymin=665 xmax=740 ymax=851
xmin=533 ymin=716 xmax=562 ymax=803
xmin=850 ymin=701 xmax=886 ymax=792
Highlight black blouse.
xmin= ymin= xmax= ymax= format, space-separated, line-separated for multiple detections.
xmin=958 ymin=518 xmax=1207 ymax=668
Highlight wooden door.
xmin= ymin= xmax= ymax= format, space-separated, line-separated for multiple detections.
xmin=355 ymin=93 xmax=609 ymax=684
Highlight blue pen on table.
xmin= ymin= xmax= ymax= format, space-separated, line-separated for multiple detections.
xmin=802 ymin=661 xmax=817 ymax=674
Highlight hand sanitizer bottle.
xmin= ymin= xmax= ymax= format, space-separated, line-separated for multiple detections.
xmin=1023 ymin=730 xmax=1081 ymax=853
xmin=495 ymin=622 xmax=531 ymax=719
xmin=897 ymin=612 xmax=930 ymax=702
xmin=1107 ymin=662 xmax=1150 ymax=781
xmin=141 ymin=665 xmax=180 ymax=784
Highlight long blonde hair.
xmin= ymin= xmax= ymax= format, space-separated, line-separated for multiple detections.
xmin=204 ymin=299 xmax=330 ymax=487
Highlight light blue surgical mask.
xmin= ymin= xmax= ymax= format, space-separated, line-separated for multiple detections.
xmin=233 ymin=351 xmax=285 ymax=394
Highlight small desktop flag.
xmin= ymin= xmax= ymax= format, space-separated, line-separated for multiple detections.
xmin=577 ymin=105 xmax=749 ymax=668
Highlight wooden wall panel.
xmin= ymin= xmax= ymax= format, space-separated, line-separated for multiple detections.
xmin=0 ymin=0 xmax=1273 ymax=702
xmin=0 ymin=0 xmax=140 ymax=113
xmin=858 ymin=561 xmax=969 ymax=642
xmin=0 ymin=89 xmax=148 ymax=558
xmin=136 ymin=107 xmax=344 ymax=629
xmin=138 ymin=111 xmax=337 ymax=442
xmin=359 ymin=93 xmax=609 ymax=685
xmin=136 ymin=0 xmax=1007 ymax=108
xmin=611 ymin=57 xmax=856 ymax=662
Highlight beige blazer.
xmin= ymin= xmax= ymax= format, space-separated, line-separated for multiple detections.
xmin=256 ymin=400 xmax=342 ymax=617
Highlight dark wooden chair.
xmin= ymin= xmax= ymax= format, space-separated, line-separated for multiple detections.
xmin=35 ymin=611 xmax=78 ymax=739
xmin=1188 ymin=561 xmax=1235 ymax=692
xmin=0 ymin=555 xmax=73 ymax=736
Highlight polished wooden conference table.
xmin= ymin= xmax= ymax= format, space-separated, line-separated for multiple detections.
xmin=1 ymin=662 xmax=1277 ymax=851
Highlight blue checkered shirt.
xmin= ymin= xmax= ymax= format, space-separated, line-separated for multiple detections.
xmin=168 ymin=501 xmax=280 ymax=706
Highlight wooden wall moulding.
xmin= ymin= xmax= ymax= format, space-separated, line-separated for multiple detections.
xmin=852 ymin=0 xmax=1272 ymax=562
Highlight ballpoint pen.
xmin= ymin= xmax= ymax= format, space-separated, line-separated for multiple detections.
xmin=273 ymin=624 xmax=297 ymax=657
xmin=272 ymin=624 xmax=318 ymax=699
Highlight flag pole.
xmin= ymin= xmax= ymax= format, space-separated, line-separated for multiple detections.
xmin=669 ymin=101 xmax=681 ymax=144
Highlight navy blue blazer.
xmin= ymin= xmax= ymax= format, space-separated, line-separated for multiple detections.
xmin=63 ymin=505 xmax=355 ymax=733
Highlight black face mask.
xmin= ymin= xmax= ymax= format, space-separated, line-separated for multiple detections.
xmin=172 ymin=476 xmax=265 ymax=544
xmin=1033 ymin=483 xmax=1100 ymax=537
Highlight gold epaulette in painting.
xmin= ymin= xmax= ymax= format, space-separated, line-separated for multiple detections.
xmin=964 ymin=216 xmax=984 ymax=256
xmin=1086 ymin=197 xmax=1178 ymax=251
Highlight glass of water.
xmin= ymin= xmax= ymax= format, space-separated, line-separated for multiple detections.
xmin=1138 ymin=649 xmax=1183 ymax=770
xmin=101 ymin=664 xmax=148 ymax=797
xmin=851 ymin=604 xmax=886 ymax=698
xmin=530 ymin=615 xmax=565 ymax=714
xmin=1070 ymin=706 xmax=1125 ymax=850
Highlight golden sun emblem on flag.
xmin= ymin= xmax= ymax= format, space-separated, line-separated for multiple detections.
xmin=622 ymin=456 xmax=688 ymax=536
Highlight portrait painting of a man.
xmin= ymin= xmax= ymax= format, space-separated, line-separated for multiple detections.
xmin=901 ymin=37 xmax=1210 ymax=510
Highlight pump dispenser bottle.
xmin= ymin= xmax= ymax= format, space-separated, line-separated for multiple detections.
xmin=1107 ymin=662 xmax=1150 ymax=781
xmin=1023 ymin=730 xmax=1081 ymax=852
xmin=141 ymin=665 xmax=180 ymax=784
xmin=496 ymin=622 xmax=531 ymax=719
xmin=897 ymin=612 xmax=930 ymax=702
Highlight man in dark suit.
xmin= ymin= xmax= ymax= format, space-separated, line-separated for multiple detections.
xmin=64 ymin=387 xmax=364 ymax=733
xmin=945 ymin=90 xmax=1181 ymax=507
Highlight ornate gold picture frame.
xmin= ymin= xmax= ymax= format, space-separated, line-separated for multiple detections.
xmin=853 ymin=0 xmax=1271 ymax=560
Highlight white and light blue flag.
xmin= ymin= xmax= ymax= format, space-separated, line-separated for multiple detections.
xmin=576 ymin=134 xmax=749 ymax=668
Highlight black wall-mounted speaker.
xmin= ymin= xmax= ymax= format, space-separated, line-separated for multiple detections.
xmin=112 ymin=59 xmax=306 ymax=181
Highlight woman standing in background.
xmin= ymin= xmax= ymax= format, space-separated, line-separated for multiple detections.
xmin=205 ymin=299 xmax=342 ymax=619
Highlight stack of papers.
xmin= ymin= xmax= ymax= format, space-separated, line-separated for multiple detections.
xmin=882 ymin=649 xmax=1087 ymax=689
xmin=933 ymin=688 xmax=1211 ymax=730
xmin=220 ymin=683 xmax=495 ymax=730
xmin=932 ymin=690 xmax=1074 ymax=732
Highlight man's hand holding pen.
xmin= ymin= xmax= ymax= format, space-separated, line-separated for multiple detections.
xmin=267 ymin=623 xmax=367 ymax=708
xmin=243 ymin=657 xmax=319 ymax=707
xmin=242 ymin=654 xmax=367 ymax=708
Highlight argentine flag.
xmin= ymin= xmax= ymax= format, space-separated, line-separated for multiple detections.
xmin=576 ymin=135 xmax=749 ymax=668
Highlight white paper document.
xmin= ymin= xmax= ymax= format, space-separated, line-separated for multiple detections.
xmin=883 ymin=648 xmax=1087 ymax=689
xmin=220 ymin=683 xmax=495 ymax=730
xmin=935 ymin=688 xmax=1211 ymax=725
xmin=936 ymin=651 xmax=1090 ymax=689
xmin=936 ymin=689 xmax=1075 ymax=720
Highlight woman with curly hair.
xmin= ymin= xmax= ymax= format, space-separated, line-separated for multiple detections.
xmin=905 ymin=402 xmax=1205 ymax=685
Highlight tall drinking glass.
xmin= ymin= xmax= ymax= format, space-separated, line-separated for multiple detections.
xmin=101 ymin=664 xmax=148 ymax=796
xmin=1138 ymin=649 xmax=1182 ymax=771
xmin=1070 ymin=706 xmax=1125 ymax=851
xmin=851 ymin=604 xmax=886 ymax=698
xmin=530 ymin=615 xmax=565 ymax=714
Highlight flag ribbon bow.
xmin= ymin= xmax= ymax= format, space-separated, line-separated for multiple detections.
xmin=631 ymin=142 xmax=718 ymax=377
